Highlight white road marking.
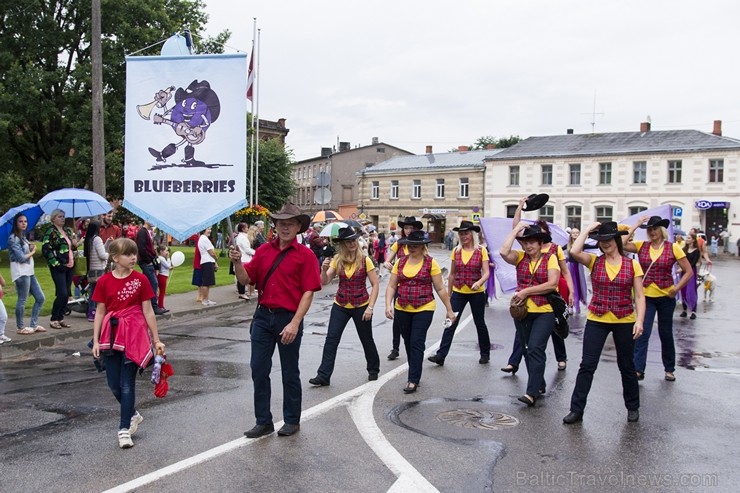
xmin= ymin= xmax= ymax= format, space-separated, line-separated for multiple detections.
xmin=102 ymin=313 xmax=473 ymax=493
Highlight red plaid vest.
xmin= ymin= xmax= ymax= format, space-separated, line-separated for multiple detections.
xmin=397 ymin=256 xmax=434 ymax=308
xmin=588 ymin=256 xmax=635 ymax=318
xmin=335 ymin=258 xmax=370 ymax=306
xmin=638 ymin=241 xmax=675 ymax=289
xmin=453 ymin=247 xmax=483 ymax=289
xmin=516 ymin=252 xmax=551 ymax=306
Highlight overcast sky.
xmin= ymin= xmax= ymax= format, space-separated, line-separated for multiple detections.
xmin=202 ymin=0 xmax=740 ymax=162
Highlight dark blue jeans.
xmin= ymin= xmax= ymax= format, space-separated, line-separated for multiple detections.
xmin=139 ymin=263 xmax=160 ymax=309
xmin=316 ymin=304 xmax=380 ymax=381
xmin=436 ymin=291 xmax=490 ymax=358
xmin=104 ymin=351 xmax=139 ymax=430
xmin=569 ymin=321 xmax=639 ymax=414
xmin=49 ymin=266 xmax=73 ymax=321
xmin=394 ymin=310 xmax=434 ymax=384
xmin=514 ymin=312 xmax=555 ymax=398
xmin=633 ymin=296 xmax=676 ymax=373
xmin=14 ymin=274 xmax=45 ymax=329
xmin=507 ymin=331 xmax=567 ymax=366
xmin=250 ymin=308 xmax=303 ymax=426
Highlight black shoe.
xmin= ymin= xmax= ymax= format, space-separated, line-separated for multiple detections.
xmin=308 ymin=376 xmax=330 ymax=386
xmin=563 ymin=412 xmax=583 ymax=424
xmin=427 ymin=354 xmax=445 ymax=366
xmin=277 ymin=423 xmax=300 ymax=436
xmin=517 ymin=394 xmax=536 ymax=407
xmin=153 ymin=307 xmax=169 ymax=315
xmin=679 ymin=311 xmax=687 ymax=318
xmin=244 ymin=423 xmax=274 ymax=438
xmin=557 ymin=360 xmax=567 ymax=371
xmin=690 ymin=313 xmax=696 ymax=320
xmin=479 ymin=355 xmax=490 ymax=364
xmin=403 ymin=382 xmax=418 ymax=394
xmin=500 ymin=365 xmax=518 ymax=375
xmin=368 ymin=373 xmax=379 ymax=381
xmin=387 ymin=349 xmax=399 ymax=360
xmin=635 ymin=371 xmax=645 ymax=381
xmin=627 ymin=410 xmax=640 ymax=422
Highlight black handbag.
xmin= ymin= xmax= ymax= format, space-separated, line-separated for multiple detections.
xmin=546 ymin=291 xmax=570 ymax=339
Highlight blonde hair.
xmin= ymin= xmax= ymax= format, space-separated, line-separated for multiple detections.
xmin=655 ymin=226 xmax=669 ymax=241
xmin=247 ymin=225 xmax=258 ymax=243
xmin=455 ymin=230 xmax=479 ymax=252
xmin=107 ymin=238 xmax=137 ymax=270
xmin=50 ymin=209 xmax=65 ymax=223
xmin=335 ymin=239 xmax=363 ymax=274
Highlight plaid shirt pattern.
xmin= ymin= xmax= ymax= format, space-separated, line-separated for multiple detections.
xmin=588 ymin=256 xmax=635 ymax=318
xmin=516 ymin=251 xmax=551 ymax=307
xmin=638 ymin=241 xmax=675 ymax=289
xmin=335 ymin=258 xmax=370 ymax=306
xmin=452 ymin=247 xmax=483 ymax=289
xmin=397 ymin=255 xmax=434 ymax=308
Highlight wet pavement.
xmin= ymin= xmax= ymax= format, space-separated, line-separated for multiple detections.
xmin=0 ymin=249 xmax=738 ymax=492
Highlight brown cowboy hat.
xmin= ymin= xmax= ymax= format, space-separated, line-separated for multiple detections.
xmin=522 ymin=193 xmax=550 ymax=212
xmin=453 ymin=220 xmax=480 ymax=233
xmin=269 ymin=202 xmax=311 ymax=233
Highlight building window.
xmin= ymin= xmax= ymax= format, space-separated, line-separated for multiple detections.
xmin=633 ymin=161 xmax=647 ymax=184
xmin=376 ymin=147 xmax=385 ymax=153
xmin=390 ymin=180 xmax=399 ymax=200
xmin=628 ymin=206 xmax=647 ymax=216
xmin=566 ymin=206 xmax=582 ymax=229
xmin=595 ymin=206 xmax=613 ymax=223
xmin=569 ymin=164 xmax=581 ymax=185
xmin=709 ymin=159 xmax=724 ymax=183
xmin=541 ymin=164 xmax=553 ymax=186
xmin=458 ymin=177 xmax=469 ymax=198
xmin=599 ymin=163 xmax=612 ymax=185
xmin=436 ymin=179 xmax=445 ymax=199
xmin=506 ymin=205 xmax=518 ymax=218
xmin=412 ymin=179 xmax=421 ymax=199
xmin=509 ymin=166 xmax=520 ymax=186
xmin=371 ymin=181 xmax=379 ymax=200
xmin=539 ymin=205 xmax=554 ymax=223
xmin=667 ymin=160 xmax=682 ymax=184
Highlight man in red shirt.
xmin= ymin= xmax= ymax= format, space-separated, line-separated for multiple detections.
xmin=99 ymin=211 xmax=122 ymax=246
xmin=230 ymin=203 xmax=321 ymax=438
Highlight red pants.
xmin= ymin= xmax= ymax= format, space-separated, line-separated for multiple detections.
xmin=157 ymin=274 xmax=169 ymax=309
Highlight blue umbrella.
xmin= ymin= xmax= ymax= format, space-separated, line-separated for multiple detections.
xmin=38 ymin=188 xmax=112 ymax=218
xmin=0 ymin=203 xmax=44 ymax=250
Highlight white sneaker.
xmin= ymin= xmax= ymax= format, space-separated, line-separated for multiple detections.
xmin=129 ymin=412 xmax=143 ymax=435
xmin=118 ymin=429 xmax=134 ymax=449
xmin=202 ymin=300 xmax=217 ymax=306
xmin=0 ymin=335 xmax=11 ymax=343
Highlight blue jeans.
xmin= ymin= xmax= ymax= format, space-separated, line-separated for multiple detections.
xmin=569 ymin=321 xmax=639 ymax=414
xmin=14 ymin=275 xmax=45 ymax=329
xmin=250 ymin=308 xmax=303 ymax=426
xmin=104 ymin=351 xmax=139 ymax=430
xmin=393 ymin=310 xmax=434 ymax=384
xmin=514 ymin=312 xmax=555 ymax=397
xmin=316 ymin=304 xmax=380 ymax=381
xmin=436 ymin=291 xmax=490 ymax=358
xmin=507 ymin=331 xmax=567 ymax=366
xmin=0 ymin=300 xmax=7 ymax=337
xmin=633 ymin=296 xmax=676 ymax=373
xmin=49 ymin=266 xmax=73 ymax=321
xmin=139 ymin=263 xmax=160 ymax=309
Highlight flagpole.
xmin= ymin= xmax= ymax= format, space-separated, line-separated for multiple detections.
xmin=255 ymin=28 xmax=261 ymax=207
xmin=248 ymin=19 xmax=257 ymax=206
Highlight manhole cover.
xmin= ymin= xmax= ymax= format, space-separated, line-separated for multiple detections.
xmin=436 ymin=409 xmax=520 ymax=430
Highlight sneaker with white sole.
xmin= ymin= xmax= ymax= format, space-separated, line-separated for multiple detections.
xmin=0 ymin=335 xmax=11 ymax=344
xmin=129 ymin=412 xmax=143 ymax=435
xmin=118 ymin=429 xmax=133 ymax=448
xmin=202 ymin=300 xmax=217 ymax=306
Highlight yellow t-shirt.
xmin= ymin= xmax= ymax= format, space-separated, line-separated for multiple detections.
xmin=330 ymin=256 xmax=375 ymax=308
xmin=515 ymin=251 xmax=560 ymax=313
xmin=633 ymin=240 xmax=686 ymax=297
xmin=390 ymin=242 xmax=410 ymax=257
xmin=543 ymin=244 xmax=566 ymax=262
xmin=392 ymin=257 xmax=442 ymax=312
xmin=450 ymin=246 xmax=490 ymax=294
xmin=585 ymin=254 xmax=644 ymax=323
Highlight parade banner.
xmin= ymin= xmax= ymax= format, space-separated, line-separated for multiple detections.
xmin=123 ymin=54 xmax=247 ymax=241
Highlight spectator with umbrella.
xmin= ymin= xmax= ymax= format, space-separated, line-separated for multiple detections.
xmin=41 ymin=209 xmax=79 ymax=329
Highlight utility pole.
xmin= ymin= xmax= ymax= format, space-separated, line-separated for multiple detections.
xmin=91 ymin=0 xmax=106 ymax=196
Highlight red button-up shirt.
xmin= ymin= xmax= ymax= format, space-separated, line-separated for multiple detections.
xmin=246 ymin=236 xmax=321 ymax=312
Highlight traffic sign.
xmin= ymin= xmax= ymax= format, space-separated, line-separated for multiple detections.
xmin=471 ymin=212 xmax=481 ymax=223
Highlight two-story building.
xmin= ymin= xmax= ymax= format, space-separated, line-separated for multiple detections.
xmin=357 ymin=146 xmax=502 ymax=242
xmin=485 ymin=121 xmax=740 ymax=241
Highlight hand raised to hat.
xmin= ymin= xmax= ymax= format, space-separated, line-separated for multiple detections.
xmin=586 ymin=222 xmax=601 ymax=234
xmin=638 ymin=214 xmax=651 ymax=225
xmin=514 ymin=221 xmax=529 ymax=233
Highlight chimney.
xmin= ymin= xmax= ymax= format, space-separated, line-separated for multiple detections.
xmin=371 ymin=137 xmax=379 ymax=145
xmin=457 ymin=145 xmax=469 ymax=152
xmin=339 ymin=141 xmax=351 ymax=152
xmin=566 ymin=129 xmax=574 ymax=135
xmin=277 ymin=118 xmax=286 ymax=128
xmin=640 ymin=122 xmax=651 ymax=132
xmin=712 ymin=120 xmax=722 ymax=136
xmin=320 ymin=147 xmax=332 ymax=157
xmin=425 ymin=145 xmax=433 ymax=154
xmin=486 ymin=143 xmax=496 ymax=149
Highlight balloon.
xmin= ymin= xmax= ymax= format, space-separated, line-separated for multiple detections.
xmin=170 ymin=250 xmax=185 ymax=268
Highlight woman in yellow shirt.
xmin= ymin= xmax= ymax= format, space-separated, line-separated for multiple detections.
xmin=309 ymin=227 xmax=380 ymax=386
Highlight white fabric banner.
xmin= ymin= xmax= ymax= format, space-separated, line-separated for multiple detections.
xmin=123 ymin=54 xmax=247 ymax=241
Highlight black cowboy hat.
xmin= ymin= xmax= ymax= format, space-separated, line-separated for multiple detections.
xmin=639 ymin=216 xmax=670 ymax=229
xmin=453 ymin=220 xmax=480 ymax=233
xmin=589 ymin=221 xmax=629 ymax=241
xmin=398 ymin=230 xmax=431 ymax=245
xmin=522 ymin=193 xmax=550 ymax=212
xmin=517 ymin=224 xmax=552 ymax=244
xmin=335 ymin=227 xmax=361 ymax=242
xmin=269 ymin=202 xmax=311 ymax=233
xmin=397 ymin=216 xmax=424 ymax=230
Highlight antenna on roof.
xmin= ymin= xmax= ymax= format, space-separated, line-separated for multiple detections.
xmin=582 ymin=90 xmax=604 ymax=133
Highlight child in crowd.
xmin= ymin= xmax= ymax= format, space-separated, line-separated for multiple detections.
xmin=0 ymin=271 xmax=10 ymax=344
xmin=91 ymin=238 xmax=165 ymax=449
xmin=157 ymin=245 xmax=172 ymax=311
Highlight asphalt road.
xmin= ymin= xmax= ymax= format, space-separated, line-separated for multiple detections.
xmin=1 ymin=251 xmax=738 ymax=493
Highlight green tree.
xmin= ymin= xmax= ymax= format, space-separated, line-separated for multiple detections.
xmin=0 ymin=0 xmax=229 ymax=202
xmin=250 ymin=137 xmax=296 ymax=212
xmin=471 ymin=135 xmax=521 ymax=150
xmin=0 ymin=170 xmax=34 ymax=212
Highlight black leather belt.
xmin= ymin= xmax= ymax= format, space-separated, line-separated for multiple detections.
xmin=257 ymin=304 xmax=293 ymax=314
